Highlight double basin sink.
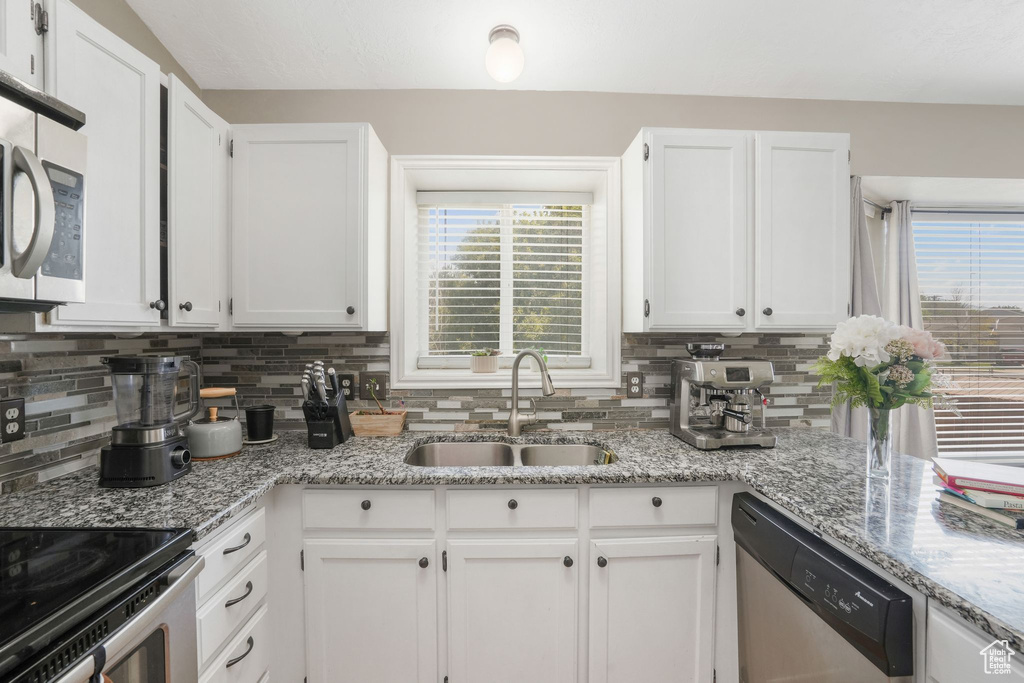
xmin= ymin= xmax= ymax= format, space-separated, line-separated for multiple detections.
xmin=404 ymin=442 xmax=618 ymax=468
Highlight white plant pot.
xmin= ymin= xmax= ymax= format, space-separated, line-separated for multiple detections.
xmin=470 ymin=355 xmax=499 ymax=373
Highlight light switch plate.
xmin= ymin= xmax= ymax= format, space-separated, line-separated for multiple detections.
xmin=336 ymin=373 xmax=356 ymax=400
xmin=625 ymin=372 xmax=644 ymax=398
xmin=360 ymin=373 xmax=388 ymax=401
xmin=1 ymin=398 xmax=26 ymax=442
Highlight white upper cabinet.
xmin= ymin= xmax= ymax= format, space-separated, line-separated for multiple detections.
xmin=623 ymin=127 xmax=850 ymax=333
xmin=167 ymin=74 xmax=227 ymax=327
xmin=230 ymin=122 xmax=387 ymax=330
xmin=632 ymin=129 xmax=750 ymax=331
xmin=755 ymin=131 xmax=850 ymax=329
xmin=45 ymin=0 xmax=161 ymax=326
xmin=447 ymin=539 xmax=578 ymax=683
xmin=589 ymin=536 xmax=717 ymax=683
xmin=0 ymin=0 xmax=43 ymax=89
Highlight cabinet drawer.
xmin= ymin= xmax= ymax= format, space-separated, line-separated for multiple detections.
xmin=198 ymin=509 xmax=266 ymax=602
xmin=200 ymin=605 xmax=270 ymax=683
xmin=447 ymin=489 xmax=578 ymax=530
xmin=198 ymin=551 xmax=269 ymax=666
xmin=590 ymin=487 xmax=717 ymax=528
xmin=303 ymin=489 xmax=435 ymax=530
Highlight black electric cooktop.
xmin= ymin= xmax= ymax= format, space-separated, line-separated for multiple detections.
xmin=0 ymin=527 xmax=192 ymax=679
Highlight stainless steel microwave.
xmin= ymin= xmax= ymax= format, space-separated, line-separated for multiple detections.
xmin=0 ymin=85 xmax=87 ymax=312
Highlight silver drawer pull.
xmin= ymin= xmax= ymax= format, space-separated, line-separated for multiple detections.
xmin=224 ymin=580 xmax=253 ymax=608
xmin=222 ymin=532 xmax=252 ymax=555
xmin=226 ymin=636 xmax=254 ymax=668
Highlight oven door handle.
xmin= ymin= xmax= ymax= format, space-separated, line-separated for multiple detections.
xmin=10 ymin=145 xmax=56 ymax=279
xmin=52 ymin=554 xmax=205 ymax=683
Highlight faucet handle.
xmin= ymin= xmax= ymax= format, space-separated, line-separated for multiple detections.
xmin=527 ymin=398 xmax=538 ymax=419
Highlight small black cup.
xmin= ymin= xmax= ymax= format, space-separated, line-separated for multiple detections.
xmin=244 ymin=405 xmax=275 ymax=441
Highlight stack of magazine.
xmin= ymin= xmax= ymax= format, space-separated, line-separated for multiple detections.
xmin=933 ymin=457 xmax=1024 ymax=530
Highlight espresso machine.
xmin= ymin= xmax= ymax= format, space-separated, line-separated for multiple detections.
xmin=669 ymin=345 xmax=777 ymax=450
xmin=99 ymin=355 xmax=201 ymax=487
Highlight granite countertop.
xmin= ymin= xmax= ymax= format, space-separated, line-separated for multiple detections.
xmin=1 ymin=427 xmax=1022 ymax=652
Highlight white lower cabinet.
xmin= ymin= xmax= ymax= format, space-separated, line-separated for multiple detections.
xmin=926 ymin=604 xmax=1024 ymax=682
xmin=589 ymin=536 xmax=717 ymax=683
xmin=302 ymin=538 xmax=438 ymax=683
xmin=447 ymin=539 xmax=579 ymax=683
xmin=199 ymin=604 xmax=270 ymax=683
xmin=296 ymin=486 xmax=719 ymax=683
xmin=194 ymin=508 xmax=269 ymax=682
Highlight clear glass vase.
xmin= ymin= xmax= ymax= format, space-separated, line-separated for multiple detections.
xmin=867 ymin=406 xmax=893 ymax=479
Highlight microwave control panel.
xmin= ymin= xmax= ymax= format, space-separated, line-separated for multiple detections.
xmin=41 ymin=161 xmax=84 ymax=281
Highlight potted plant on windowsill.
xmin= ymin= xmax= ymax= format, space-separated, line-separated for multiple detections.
xmin=470 ymin=348 xmax=501 ymax=373
xmin=349 ymin=378 xmax=407 ymax=436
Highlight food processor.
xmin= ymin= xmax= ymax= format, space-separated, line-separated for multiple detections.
xmin=98 ymin=355 xmax=201 ymax=487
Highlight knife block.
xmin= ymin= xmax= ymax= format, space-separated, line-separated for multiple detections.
xmin=303 ymin=389 xmax=354 ymax=449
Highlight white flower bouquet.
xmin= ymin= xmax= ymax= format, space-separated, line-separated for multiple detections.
xmin=814 ymin=315 xmax=951 ymax=477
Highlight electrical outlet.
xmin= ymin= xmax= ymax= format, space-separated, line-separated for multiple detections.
xmin=337 ymin=373 xmax=356 ymax=400
xmin=625 ymin=372 xmax=644 ymax=398
xmin=360 ymin=373 xmax=388 ymax=401
xmin=1 ymin=398 xmax=26 ymax=443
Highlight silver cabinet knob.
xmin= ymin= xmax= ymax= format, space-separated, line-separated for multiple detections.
xmin=346 ymin=306 xmax=356 ymax=315
xmin=179 ymin=301 xmax=193 ymax=312
xmin=763 ymin=307 xmax=773 ymax=316
xmin=735 ymin=308 xmax=746 ymax=317
xmin=150 ymin=300 xmax=166 ymax=311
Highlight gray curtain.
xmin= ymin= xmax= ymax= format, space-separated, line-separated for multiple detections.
xmin=883 ymin=200 xmax=938 ymax=460
xmin=833 ymin=177 xmax=883 ymax=438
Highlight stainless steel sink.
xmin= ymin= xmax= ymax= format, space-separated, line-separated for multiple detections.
xmin=404 ymin=442 xmax=514 ymax=467
xmin=404 ymin=442 xmax=616 ymax=467
xmin=520 ymin=445 xmax=616 ymax=466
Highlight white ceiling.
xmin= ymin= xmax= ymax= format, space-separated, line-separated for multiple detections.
xmin=126 ymin=0 xmax=1024 ymax=105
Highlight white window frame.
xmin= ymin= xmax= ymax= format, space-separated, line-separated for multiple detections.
xmin=390 ymin=156 xmax=621 ymax=389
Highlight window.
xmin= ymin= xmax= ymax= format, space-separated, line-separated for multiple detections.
xmin=391 ymin=157 xmax=621 ymax=388
xmin=421 ymin=202 xmax=587 ymax=364
xmin=913 ymin=213 xmax=1024 ymax=460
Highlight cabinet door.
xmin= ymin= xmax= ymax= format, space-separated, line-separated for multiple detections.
xmin=0 ymin=0 xmax=42 ymax=88
xmin=303 ymin=539 xmax=437 ymax=683
xmin=448 ymin=539 xmax=578 ymax=683
xmin=646 ymin=130 xmax=750 ymax=331
xmin=589 ymin=536 xmax=717 ymax=683
xmin=167 ymin=74 xmax=227 ymax=327
xmin=231 ymin=123 xmax=365 ymax=328
xmin=927 ymin=605 xmax=1024 ymax=682
xmin=755 ymin=131 xmax=850 ymax=329
xmin=47 ymin=0 xmax=161 ymax=325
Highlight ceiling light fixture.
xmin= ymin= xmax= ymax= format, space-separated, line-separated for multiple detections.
xmin=485 ymin=25 xmax=524 ymax=83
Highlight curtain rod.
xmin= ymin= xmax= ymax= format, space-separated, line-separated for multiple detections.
xmin=862 ymin=198 xmax=892 ymax=215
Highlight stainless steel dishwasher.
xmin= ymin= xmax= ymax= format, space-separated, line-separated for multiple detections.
xmin=732 ymin=493 xmax=914 ymax=682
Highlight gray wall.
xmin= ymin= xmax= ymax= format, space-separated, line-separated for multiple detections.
xmin=204 ymin=89 xmax=1024 ymax=179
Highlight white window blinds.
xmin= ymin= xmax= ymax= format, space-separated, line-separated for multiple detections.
xmin=913 ymin=216 xmax=1024 ymax=458
xmin=418 ymin=201 xmax=589 ymax=359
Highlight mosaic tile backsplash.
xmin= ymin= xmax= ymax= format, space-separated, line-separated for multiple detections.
xmin=0 ymin=334 xmax=201 ymax=494
xmin=0 ymin=331 xmax=830 ymax=493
